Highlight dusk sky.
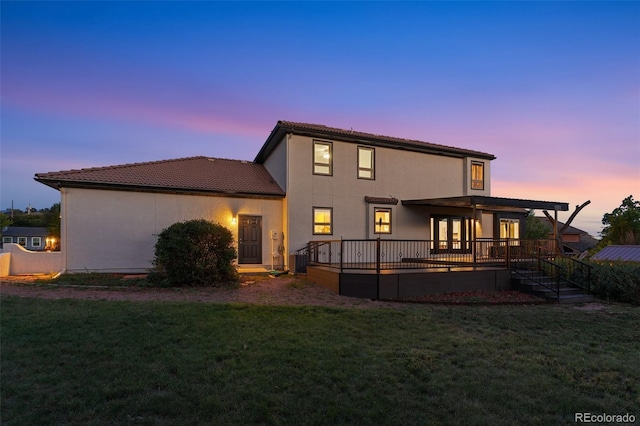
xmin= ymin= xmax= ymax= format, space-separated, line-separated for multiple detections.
xmin=1 ymin=1 xmax=638 ymax=237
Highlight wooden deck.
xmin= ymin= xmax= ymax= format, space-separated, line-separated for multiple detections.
xmin=307 ymin=264 xmax=512 ymax=300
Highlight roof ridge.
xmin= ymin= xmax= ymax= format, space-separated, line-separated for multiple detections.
xmin=35 ymin=156 xmax=206 ymax=177
xmin=35 ymin=156 xmax=257 ymax=178
xmin=276 ymin=120 xmax=495 ymax=158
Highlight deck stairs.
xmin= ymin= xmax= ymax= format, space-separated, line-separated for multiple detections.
xmin=512 ymin=271 xmax=594 ymax=304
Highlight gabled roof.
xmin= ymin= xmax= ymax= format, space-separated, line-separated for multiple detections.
xmin=255 ymin=121 xmax=496 ymax=163
xmin=35 ymin=156 xmax=285 ymax=198
xmin=535 ymin=216 xmax=599 ymax=253
xmin=591 ymin=245 xmax=640 ymax=262
xmin=536 ymin=216 xmax=586 ymax=235
xmin=2 ymin=226 xmax=49 ymax=237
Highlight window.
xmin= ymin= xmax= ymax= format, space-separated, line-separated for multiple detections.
xmin=358 ymin=146 xmax=375 ymax=179
xmin=471 ymin=161 xmax=484 ymax=190
xmin=374 ymin=208 xmax=391 ymax=234
xmin=2 ymin=237 xmax=12 ymax=244
xmin=313 ymin=141 xmax=332 ymax=175
xmin=17 ymin=237 xmax=27 ymax=247
xmin=313 ymin=207 xmax=333 ymax=235
xmin=500 ymin=219 xmax=520 ymax=239
xmin=32 ymin=237 xmax=42 ymax=248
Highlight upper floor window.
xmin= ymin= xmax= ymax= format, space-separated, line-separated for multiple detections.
xmin=313 ymin=141 xmax=332 ymax=175
xmin=313 ymin=207 xmax=333 ymax=235
xmin=358 ymin=146 xmax=375 ymax=179
xmin=471 ymin=161 xmax=484 ymax=190
xmin=374 ymin=208 xmax=392 ymax=234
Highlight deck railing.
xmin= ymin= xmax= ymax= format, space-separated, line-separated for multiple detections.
xmin=306 ymin=238 xmax=556 ymax=272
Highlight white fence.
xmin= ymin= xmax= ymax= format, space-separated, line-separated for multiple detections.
xmin=0 ymin=243 xmax=63 ymax=277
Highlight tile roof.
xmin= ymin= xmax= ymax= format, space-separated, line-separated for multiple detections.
xmin=255 ymin=120 xmax=496 ymax=162
xmin=591 ymin=245 xmax=640 ymax=262
xmin=536 ymin=217 xmax=589 ymax=235
xmin=35 ymin=156 xmax=285 ymax=197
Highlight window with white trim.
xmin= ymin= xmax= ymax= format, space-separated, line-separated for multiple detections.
xmin=313 ymin=141 xmax=332 ymax=175
xmin=358 ymin=146 xmax=375 ymax=179
xmin=374 ymin=208 xmax=392 ymax=234
xmin=313 ymin=207 xmax=333 ymax=235
xmin=32 ymin=237 xmax=42 ymax=248
xmin=2 ymin=237 xmax=12 ymax=244
xmin=17 ymin=237 xmax=27 ymax=247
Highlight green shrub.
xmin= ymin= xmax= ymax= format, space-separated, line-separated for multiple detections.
xmin=148 ymin=219 xmax=238 ymax=287
xmin=589 ymin=261 xmax=640 ymax=305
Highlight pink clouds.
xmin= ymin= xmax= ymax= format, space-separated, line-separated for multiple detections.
xmin=493 ymin=168 xmax=639 ymax=237
xmin=3 ymin=83 xmax=270 ymax=139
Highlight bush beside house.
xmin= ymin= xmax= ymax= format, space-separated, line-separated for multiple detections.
xmin=148 ymin=219 xmax=238 ymax=287
xmin=587 ymin=261 xmax=640 ymax=305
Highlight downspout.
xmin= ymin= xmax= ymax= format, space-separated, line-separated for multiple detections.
xmin=284 ymin=133 xmax=290 ymax=271
xmin=53 ymin=187 xmax=67 ymax=278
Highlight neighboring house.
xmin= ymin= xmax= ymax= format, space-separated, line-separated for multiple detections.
xmin=35 ymin=120 xmax=569 ymax=275
xmin=591 ymin=245 xmax=640 ymax=262
xmin=535 ymin=217 xmax=599 ymax=255
xmin=1 ymin=226 xmax=49 ymax=251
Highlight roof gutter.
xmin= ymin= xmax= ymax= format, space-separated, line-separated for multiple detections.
xmin=34 ymin=179 xmax=285 ymax=199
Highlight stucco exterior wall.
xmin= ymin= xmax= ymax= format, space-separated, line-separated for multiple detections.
xmin=1 ymin=243 xmax=63 ymax=276
xmin=61 ymin=188 xmax=283 ymax=273
xmin=282 ymin=134 xmax=493 ymax=251
xmin=463 ymin=157 xmax=491 ymax=196
xmin=0 ymin=252 xmax=10 ymax=277
xmin=262 ymin=136 xmax=288 ymax=191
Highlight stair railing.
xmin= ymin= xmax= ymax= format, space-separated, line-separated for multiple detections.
xmin=510 ymin=240 xmax=593 ymax=298
xmin=509 ymin=242 xmax=563 ymax=298
xmin=552 ymin=255 xmax=593 ymax=294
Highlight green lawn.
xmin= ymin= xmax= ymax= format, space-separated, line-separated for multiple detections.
xmin=1 ymin=296 xmax=638 ymax=425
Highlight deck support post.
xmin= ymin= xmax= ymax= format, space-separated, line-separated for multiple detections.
xmin=340 ymin=238 xmax=344 ymax=272
xmin=472 ymin=203 xmax=477 ymax=265
xmin=376 ymin=237 xmax=381 ymax=274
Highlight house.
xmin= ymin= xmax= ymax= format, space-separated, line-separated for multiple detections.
xmin=1 ymin=226 xmax=51 ymax=251
xmin=535 ymin=217 xmax=599 ymax=256
xmin=35 ymin=120 xmax=571 ymax=296
xmin=591 ymin=245 xmax=640 ymax=262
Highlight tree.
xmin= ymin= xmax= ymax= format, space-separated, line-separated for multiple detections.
xmin=43 ymin=203 xmax=61 ymax=239
xmin=0 ymin=212 xmax=13 ymax=229
xmin=0 ymin=212 xmax=13 ymax=241
xmin=543 ymin=200 xmax=591 ymax=253
xmin=524 ymin=210 xmax=549 ymax=239
xmin=600 ymin=195 xmax=640 ymax=245
xmin=149 ymin=219 xmax=238 ymax=287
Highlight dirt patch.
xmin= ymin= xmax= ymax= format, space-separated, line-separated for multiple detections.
xmin=0 ymin=275 xmax=403 ymax=309
xmin=0 ymin=274 xmax=566 ymax=308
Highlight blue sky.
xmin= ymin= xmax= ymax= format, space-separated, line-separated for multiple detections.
xmin=2 ymin=1 xmax=638 ymax=236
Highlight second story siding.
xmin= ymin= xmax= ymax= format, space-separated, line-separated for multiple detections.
xmin=283 ymin=134 xmax=490 ymax=201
